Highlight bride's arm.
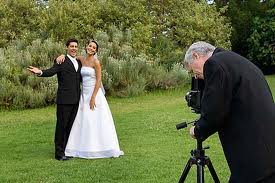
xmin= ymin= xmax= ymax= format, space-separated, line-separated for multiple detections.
xmin=89 ymin=59 xmax=102 ymax=110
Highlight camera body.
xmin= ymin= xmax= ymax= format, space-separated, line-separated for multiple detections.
xmin=185 ymin=90 xmax=201 ymax=113
xmin=185 ymin=77 xmax=204 ymax=114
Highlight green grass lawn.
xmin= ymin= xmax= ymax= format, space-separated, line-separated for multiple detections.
xmin=1 ymin=75 xmax=275 ymax=183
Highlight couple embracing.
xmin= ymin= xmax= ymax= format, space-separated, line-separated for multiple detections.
xmin=28 ymin=38 xmax=124 ymax=161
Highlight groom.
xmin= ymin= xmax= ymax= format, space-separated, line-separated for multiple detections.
xmin=28 ymin=38 xmax=82 ymax=161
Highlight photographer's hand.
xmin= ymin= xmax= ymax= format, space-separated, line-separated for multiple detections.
xmin=189 ymin=126 xmax=196 ymax=139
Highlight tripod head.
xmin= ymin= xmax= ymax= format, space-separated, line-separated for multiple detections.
xmin=176 ymin=120 xmax=207 ymax=152
xmin=175 ymin=121 xmax=219 ymax=183
xmin=176 ymin=121 xmax=195 ymax=130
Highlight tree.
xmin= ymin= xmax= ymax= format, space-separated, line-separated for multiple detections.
xmin=247 ymin=8 xmax=275 ymax=70
xmin=146 ymin=0 xmax=232 ymax=68
xmin=215 ymin=0 xmax=271 ymax=56
xmin=146 ymin=0 xmax=231 ymax=47
xmin=0 ymin=0 xmax=40 ymax=47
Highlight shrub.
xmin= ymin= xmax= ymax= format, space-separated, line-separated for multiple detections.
xmin=94 ymin=28 xmax=191 ymax=97
xmin=0 ymin=39 xmax=62 ymax=109
xmin=1 ymin=30 xmax=190 ymax=108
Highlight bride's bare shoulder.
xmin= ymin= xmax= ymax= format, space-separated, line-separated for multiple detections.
xmin=77 ymin=56 xmax=85 ymax=63
xmin=93 ymin=58 xmax=101 ymax=66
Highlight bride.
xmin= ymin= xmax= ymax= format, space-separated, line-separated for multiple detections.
xmin=60 ymin=40 xmax=124 ymax=159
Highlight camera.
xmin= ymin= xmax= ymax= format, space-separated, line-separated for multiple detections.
xmin=185 ymin=77 xmax=204 ymax=114
xmin=176 ymin=77 xmax=205 ymax=130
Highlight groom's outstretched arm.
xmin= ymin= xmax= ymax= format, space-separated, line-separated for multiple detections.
xmin=27 ymin=66 xmax=42 ymax=75
xmin=28 ymin=61 xmax=61 ymax=77
xmin=39 ymin=61 xmax=61 ymax=77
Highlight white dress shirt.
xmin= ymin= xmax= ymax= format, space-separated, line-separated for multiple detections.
xmin=67 ymin=54 xmax=78 ymax=72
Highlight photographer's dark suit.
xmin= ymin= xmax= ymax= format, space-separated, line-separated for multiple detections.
xmin=195 ymin=48 xmax=275 ymax=182
xmin=40 ymin=56 xmax=82 ymax=159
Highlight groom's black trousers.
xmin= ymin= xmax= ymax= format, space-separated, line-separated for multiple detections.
xmin=55 ymin=104 xmax=79 ymax=158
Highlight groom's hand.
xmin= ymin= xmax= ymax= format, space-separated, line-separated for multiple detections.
xmin=27 ymin=66 xmax=42 ymax=75
xmin=56 ymin=54 xmax=65 ymax=64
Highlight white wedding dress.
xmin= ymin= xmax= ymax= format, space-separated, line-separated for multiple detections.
xmin=65 ymin=66 xmax=124 ymax=159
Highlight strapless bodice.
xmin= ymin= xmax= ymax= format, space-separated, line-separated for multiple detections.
xmin=81 ymin=66 xmax=96 ymax=87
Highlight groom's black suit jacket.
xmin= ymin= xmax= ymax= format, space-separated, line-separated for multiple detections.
xmin=40 ymin=56 xmax=82 ymax=104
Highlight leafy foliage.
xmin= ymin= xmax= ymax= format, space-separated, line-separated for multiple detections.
xmin=215 ymin=0 xmax=272 ymax=57
xmin=0 ymin=0 xmax=40 ymax=46
xmin=146 ymin=0 xmax=231 ymax=69
xmin=0 ymin=0 xmax=231 ymax=50
xmin=95 ymin=27 xmax=190 ymax=97
xmin=247 ymin=8 xmax=275 ymax=67
xmin=0 ymin=39 xmax=63 ymax=109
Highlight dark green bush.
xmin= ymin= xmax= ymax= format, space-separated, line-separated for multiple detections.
xmin=247 ymin=8 xmax=275 ymax=67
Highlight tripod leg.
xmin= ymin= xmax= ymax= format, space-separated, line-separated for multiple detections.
xmin=178 ymin=158 xmax=194 ymax=183
xmin=206 ymin=158 xmax=220 ymax=183
xmin=197 ymin=162 xmax=204 ymax=183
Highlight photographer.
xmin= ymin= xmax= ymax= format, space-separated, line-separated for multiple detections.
xmin=183 ymin=41 xmax=275 ymax=182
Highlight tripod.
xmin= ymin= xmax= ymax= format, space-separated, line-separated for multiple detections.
xmin=178 ymin=139 xmax=220 ymax=183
